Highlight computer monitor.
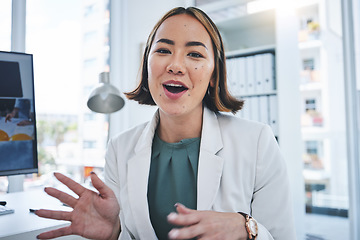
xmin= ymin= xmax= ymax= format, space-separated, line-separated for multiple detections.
xmin=0 ymin=51 xmax=38 ymax=176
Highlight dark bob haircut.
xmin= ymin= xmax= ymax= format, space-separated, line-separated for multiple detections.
xmin=124 ymin=7 xmax=244 ymax=113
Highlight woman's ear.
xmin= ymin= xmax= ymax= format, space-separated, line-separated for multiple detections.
xmin=209 ymin=78 xmax=215 ymax=88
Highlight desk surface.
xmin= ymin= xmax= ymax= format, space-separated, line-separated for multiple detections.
xmin=0 ymin=189 xmax=83 ymax=240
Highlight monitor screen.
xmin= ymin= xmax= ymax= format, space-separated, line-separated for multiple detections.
xmin=0 ymin=51 xmax=38 ymax=176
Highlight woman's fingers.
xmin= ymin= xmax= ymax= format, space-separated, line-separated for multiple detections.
xmin=44 ymin=187 xmax=78 ymax=208
xmin=36 ymin=226 xmax=73 ymax=239
xmin=53 ymin=172 xmax=86 ymax=197
xmin=175 ymin=203 xmax=193 ymax=214
xmin=90 ymin=172 xmax=112 ymax=198
xmin=169 ymin=211 xmax=247 ymax=240
xmin=168 ymin=224 xmax=203 ymax=240
xmin=35 ymin=209 xmax=72 ymax=221
xmin=35 ymin=172 xmax=120 ymax=240
xmin=167 ymin=211 xmax=200 ymax=227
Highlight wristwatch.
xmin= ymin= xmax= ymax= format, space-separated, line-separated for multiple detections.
xmin=238 ymin=212 xmax=258 ymax=240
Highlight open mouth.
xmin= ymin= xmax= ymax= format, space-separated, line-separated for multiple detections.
xmin=163 ymin=83 xmax=188 ymax=94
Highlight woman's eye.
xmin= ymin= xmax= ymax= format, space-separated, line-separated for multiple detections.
xmin=188 ymin=52 xmax=203 ymax=58
xmin=156 ymin=49 xmax=171 ymax=54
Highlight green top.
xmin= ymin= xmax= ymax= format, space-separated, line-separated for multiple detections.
xmin=147 ymin=133 xmax=200 ymax=240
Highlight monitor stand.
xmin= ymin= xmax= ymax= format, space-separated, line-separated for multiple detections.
xmin=7 ymin=175 xmax=24 ymax=193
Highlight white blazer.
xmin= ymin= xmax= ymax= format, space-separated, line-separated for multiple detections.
xmin=105 ymin=107 xmax=296 ymax=240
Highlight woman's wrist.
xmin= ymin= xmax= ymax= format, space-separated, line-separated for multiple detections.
xmin=235 ymin=212 xmax=250 ymax=240
xmin=109 ymin=217 xmax=121 ymax=240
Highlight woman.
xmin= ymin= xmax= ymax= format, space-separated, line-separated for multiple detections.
xmin=36 ymin=7 xmax=296 ymax=240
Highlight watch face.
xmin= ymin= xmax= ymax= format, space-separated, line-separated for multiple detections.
xmin=248 ymin=219 xmax=258 ymax=235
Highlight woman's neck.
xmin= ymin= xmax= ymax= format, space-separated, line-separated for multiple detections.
xmin=157 ymin=108 xmax=203 ymax=143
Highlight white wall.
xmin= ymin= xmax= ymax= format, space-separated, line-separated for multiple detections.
xmin=275 ymin=4 xmax=305 ymax=238
xmin=109 ymin=0 xmax=187 ymax=138
xmin=354 ymin=0 xmax=360 ymax=90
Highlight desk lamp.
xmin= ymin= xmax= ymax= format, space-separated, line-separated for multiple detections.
xmin=87 ymin=72 xmax=125 ymax=113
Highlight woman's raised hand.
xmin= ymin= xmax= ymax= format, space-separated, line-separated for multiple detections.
xmin=167 ymin=203 xmax=248 ymax=240
xmin=35 ymin=172 xmax=120 ymax=240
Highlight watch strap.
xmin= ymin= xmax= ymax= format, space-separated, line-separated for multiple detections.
xmin=238 ymin=212 xmax=257 ymax=240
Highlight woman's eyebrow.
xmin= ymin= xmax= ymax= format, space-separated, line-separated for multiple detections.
xmin=156 ymin=38 xmax=207 ymax=50
xmin=156 ymin=38 xmax=174 ymax=45
xmin=185 ymin=41 xmax=207 ymax=49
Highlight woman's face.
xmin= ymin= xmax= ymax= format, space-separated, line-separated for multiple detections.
xmin=147 ymin=14 xmax=215 ymax=119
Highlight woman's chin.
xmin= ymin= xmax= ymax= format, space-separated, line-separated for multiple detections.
xmin=159 ymin=107 xmax=186 ymax=117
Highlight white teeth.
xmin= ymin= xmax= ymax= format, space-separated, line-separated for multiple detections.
xmin=165 ymin=83 xmax=183 ymax=87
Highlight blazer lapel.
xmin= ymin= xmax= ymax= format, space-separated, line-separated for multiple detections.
xmin=197 ymin=108 xmax=224 ymax=210
xmin=127 ymin=110 xmax=159 ymax=240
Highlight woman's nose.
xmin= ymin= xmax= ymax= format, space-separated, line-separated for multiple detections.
xmin=166 ymin=56 xmax=186 ymax=75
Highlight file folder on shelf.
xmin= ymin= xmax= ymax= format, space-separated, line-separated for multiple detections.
xmin=226 ymin=58 xmax=238 ymax=96
xmin=245 ymin=55 xmax=255 ymax=95
xmin=250 ymin=96 xmax=260 ymax=122
xmin=242 ymin=97 xmax=251 ymax=120
xmin=254 ymin=54 xmax=264 ymax=94
xmin=269 ymin=95 xmax=279 ymax=136
xmin=238 ymin=57 xmax=247 ymax=96
xmin=259 ymin=95 xmax=269 ymax=125
xmin=263 ymin=53 xmax=276 ymax=93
